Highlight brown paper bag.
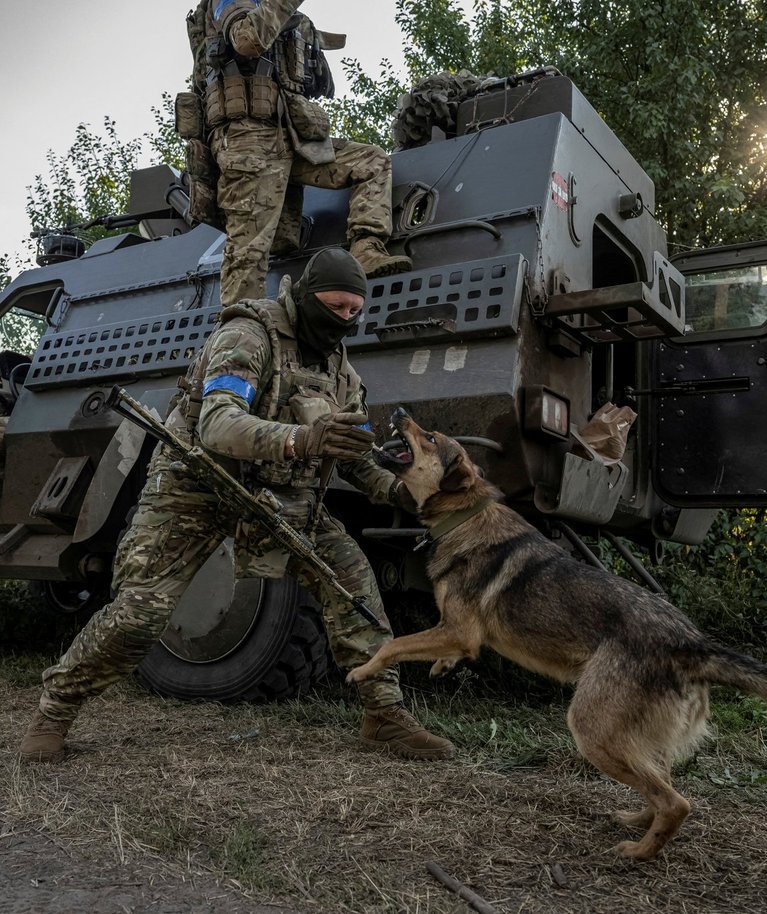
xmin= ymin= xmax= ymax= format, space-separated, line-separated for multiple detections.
xmin=571 ymin=402 xmax=637 ymax=465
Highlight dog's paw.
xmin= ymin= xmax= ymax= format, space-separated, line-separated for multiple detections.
xmin=429 ymin=658 xmax=458 ymax=678
xmin=613 ymin=839 xmax=657 ymax=861
xmin=346 ymin=666 xmax=370 ymax=685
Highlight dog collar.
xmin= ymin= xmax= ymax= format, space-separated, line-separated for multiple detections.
xmin=413 ymin=498 xmax=496 ymax=552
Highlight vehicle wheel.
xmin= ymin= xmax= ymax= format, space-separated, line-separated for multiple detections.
xmin=30 ymin=580 xmax=104 ymax=615
xmin=133 ymin=539 xmax=331 ymax=702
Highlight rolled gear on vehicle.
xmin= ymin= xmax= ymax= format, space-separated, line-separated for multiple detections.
xmin=392 ymin=70 xmax=484 ymax=150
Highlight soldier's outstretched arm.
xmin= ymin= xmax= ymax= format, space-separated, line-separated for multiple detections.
xmin=215 ymin=0 xmax=304 ymax=58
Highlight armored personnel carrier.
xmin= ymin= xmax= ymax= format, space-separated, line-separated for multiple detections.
xmin=1 ymin=69 xmax=765 ymax=700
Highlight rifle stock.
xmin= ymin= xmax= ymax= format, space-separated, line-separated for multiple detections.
xmin=106 ymin=386 xmax=386 ymax=631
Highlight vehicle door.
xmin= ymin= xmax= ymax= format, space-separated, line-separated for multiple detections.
xmin=651 ymin=241 xmax=767 ymax=506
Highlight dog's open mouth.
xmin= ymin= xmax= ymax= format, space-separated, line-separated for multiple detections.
xmin=372 ymin=427 xmax=414 ymax=469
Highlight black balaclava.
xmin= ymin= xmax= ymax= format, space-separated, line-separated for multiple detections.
xmin=293 ymin=248 xmax=367 ymax=365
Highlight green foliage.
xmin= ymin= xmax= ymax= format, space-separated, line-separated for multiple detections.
xmin=146 ymin=91 xmax=187 ymax=172
xmin=0 ymin=309 xmax=47 ymax=355
xmin=330 ymin=0 xmax=767 ymax=250
xmin=7 ymin=99 xmax=185 ymax=276
xmin=0 ymin=255 xmax=10 ymax=292
xmin=0 ymin=580 xmax=94 ymax=659
xmin=513 ymin=0 xmax=767 ymax=250
xmin=653 ymin=510 xmax=767 ymax=656
xmin=329 ymin=60 xmax=405 ymax=148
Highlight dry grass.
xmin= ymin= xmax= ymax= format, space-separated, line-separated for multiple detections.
xmin=2 ymin=665 xmax=767 ymax=914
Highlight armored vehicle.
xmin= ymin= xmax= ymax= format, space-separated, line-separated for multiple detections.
xmin=1 ymin=69 xmax=765 ymax=701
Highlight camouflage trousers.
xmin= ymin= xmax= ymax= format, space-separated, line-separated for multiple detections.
xmin=39 ymin=447 xmax=402 ymax=722
xmin=211 ymin=119 xmax=394 ymax=305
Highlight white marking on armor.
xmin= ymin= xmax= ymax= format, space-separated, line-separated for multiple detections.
xmin=444 ymin=347 xmax=468 ymax=372
xmin=409 ymin=350 xmax=431 ymax=375
xmin=455 ymin=182 xmax=464 ymax=193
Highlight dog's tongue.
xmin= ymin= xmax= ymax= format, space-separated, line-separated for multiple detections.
xmin=392 ymin=449 xmax=413 ymax=464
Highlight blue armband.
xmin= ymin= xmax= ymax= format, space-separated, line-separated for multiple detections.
xmin=203 ymin=375 xmax=257 ymax=405
xmin=214 ymin=0 xmax=260 ymax=21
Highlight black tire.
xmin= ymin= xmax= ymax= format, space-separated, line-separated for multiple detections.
xmin=134 ymin=575 xmax=331 ymax=702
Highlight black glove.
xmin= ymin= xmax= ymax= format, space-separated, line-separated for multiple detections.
xmin=293 ymin=412 xmax=375 ymax=460
xmin=389 ymin=479 xmax=418 ymax=514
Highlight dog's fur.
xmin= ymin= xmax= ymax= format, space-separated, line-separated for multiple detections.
xmin=348 ymin=408 xmax=767 ymax=859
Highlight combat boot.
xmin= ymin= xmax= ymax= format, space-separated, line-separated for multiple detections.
xmin=360 ymin=704 xmax=455 ymax=760
xmin=350 ymin=237 xmax=413 ymax=278
xmin=19 ymin=710 xmax=70 ymax=763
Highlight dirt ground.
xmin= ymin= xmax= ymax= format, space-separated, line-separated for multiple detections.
xmin=1 ymin=674 xmax=766 ymax=914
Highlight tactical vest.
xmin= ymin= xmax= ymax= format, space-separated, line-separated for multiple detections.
xmin=251 ymin=298 xmax=352 ymax=487
xmin=186 ymin=0 xmax=334 ymax=130
xmin=177 ymin=295 xmax=354 ymax=490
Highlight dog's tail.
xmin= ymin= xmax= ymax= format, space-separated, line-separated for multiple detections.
xmin=693 ymin=644 xmax=767 ymax=700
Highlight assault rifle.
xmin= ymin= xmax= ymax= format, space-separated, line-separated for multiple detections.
xmin=106 ymin=386 xmax=386 ymax=631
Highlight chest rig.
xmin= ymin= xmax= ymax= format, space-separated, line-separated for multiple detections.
xmin=192 ymin=2 xmax=335 ymax=130
xmin=248 ymin=300 xmax=350 ymax=488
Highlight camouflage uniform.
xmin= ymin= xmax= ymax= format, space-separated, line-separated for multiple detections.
xmin=39 ymin=275 xmax=402 ymax=722
xmin=187 ymin=0 xmax=402 ymax=305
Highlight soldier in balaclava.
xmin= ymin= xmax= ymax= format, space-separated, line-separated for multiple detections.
xmin=179 ymin=0 xmax=412 ymax=305
xmin=20 ymin=249 xmax=455 ymax=764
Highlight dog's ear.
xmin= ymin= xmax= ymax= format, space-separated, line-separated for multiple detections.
xmin=440 ymin=452 xmax=474 ymax=491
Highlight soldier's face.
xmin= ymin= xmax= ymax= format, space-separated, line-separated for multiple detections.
xmin=315 ymin=290 xmax=365 ymax=321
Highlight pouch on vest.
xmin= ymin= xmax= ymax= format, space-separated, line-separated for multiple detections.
xmin=288 ymin=387 xmax=338 ymax=425
xmin=205 ymin=79 xmax=227 ymax=128
xmin=283 ymin=94 xmax=331 ymax=142
xmin=284 ymin=117 xmax=335 ymax=166
xmin=175 ymin=92 xmax=205 ymax=140
xmin=222 ymin=73 xmax=249 ymax=120
xmin=185 ymin=139 xmax=226 ymax=231
xmin=249 ymin=75 xmax=280 ymax=119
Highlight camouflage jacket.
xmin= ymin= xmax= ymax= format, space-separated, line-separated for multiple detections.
xmin=169 ymin=276 xmax=395 ymax=503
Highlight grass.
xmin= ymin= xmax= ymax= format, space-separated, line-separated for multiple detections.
xmin=2 ymin=573 xmax=767 ymax=913
xmin=2 ymin=662 xmax=767 ymax=913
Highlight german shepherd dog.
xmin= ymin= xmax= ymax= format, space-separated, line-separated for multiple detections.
xmin=348 ymin=408 xmax=767 ymax=860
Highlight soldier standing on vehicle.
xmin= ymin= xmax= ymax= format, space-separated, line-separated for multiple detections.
xmin=19 ymin=248 xmax=455 ymax=764
xmin=178 ymin=0 xmax=412 ymax=305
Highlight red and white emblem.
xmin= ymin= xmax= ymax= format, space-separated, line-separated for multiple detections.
xmin=551 ymin=172 xmax=569 ymax=211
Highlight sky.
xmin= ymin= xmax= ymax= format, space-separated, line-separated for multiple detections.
xmin=0 ymin=0 xmax=473 ymax=274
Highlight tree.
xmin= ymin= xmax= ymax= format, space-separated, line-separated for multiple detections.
xmin=10 ymin=95 xmax=185 ymax=272
xmin=329 ymin=0 xmax=767 ymax=251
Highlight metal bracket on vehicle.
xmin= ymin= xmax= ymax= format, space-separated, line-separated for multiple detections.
xmin=534 ymin=452 xmax=628 ymax=524
xmin=545 ymin=253 xmax=685 ymax=343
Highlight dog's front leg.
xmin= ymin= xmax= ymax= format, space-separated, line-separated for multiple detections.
xmin=346 ymin=624 xmax=476 ymax=684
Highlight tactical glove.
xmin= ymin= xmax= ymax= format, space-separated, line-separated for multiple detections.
xmin=293 ymin=412 xmax=375 ymax=460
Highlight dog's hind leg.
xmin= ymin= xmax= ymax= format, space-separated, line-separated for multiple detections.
xmin=567 ymin=670 xmax=691 ymax=860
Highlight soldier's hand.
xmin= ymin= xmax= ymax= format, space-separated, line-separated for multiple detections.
xmin=293 ymin=412 xmax=375 ymax=460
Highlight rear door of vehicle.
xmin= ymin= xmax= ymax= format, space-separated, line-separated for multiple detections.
xmin=651 ymin=241 xmax=767 ymax=506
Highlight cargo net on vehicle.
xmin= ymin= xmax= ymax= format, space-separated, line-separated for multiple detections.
xmin=25 ymin=309 xmax=219 ymax=390
xmin=346 ymin=254 xmax=526 ymax=352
